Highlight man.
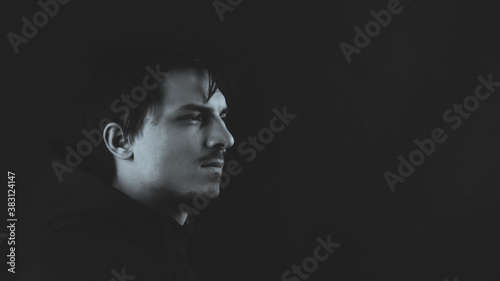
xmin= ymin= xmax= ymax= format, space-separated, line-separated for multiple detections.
xmin=17 ymin=38 xmax=234 ymax=281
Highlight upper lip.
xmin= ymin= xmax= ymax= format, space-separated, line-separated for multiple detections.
xmin=201 ymin=158 xmax=224 ymax=168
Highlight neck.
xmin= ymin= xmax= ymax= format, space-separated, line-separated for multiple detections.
xmin=112 ymin=171 xmax=188 ymax=226
xmin=167 ymin=210 xmax=188 ymax=225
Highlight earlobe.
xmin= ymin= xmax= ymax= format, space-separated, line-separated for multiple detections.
xmin=103 ymin=122 xmax=133 ymax=160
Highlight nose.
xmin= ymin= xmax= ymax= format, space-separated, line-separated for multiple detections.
xmin=206 ymin=117 xmax=234 ymax=150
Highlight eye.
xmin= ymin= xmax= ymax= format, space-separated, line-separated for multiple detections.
xmin=184 ymin=114 xmax=205 ymax=124
xmin=190 ymin=114 xmax=203 ymax=121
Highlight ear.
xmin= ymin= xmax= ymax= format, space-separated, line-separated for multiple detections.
xmin=103 ymin=122 xmax=133 ymax=160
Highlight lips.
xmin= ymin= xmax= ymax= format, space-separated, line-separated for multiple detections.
xmin=201 ymin=159 xmax=224 ymax=168
xmin=200 ymin=150 xmax=226 ymax=169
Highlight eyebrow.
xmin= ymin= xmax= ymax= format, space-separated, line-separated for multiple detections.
xmin=176 ymin=103 xmax=228 ymax=115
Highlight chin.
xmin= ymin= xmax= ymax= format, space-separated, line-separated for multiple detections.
xmin=199 ymin=172 xmax=222 ymax=199
xmin=204 ymin=184 xmax=220 ymax=199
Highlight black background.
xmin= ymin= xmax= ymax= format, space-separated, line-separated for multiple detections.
xmin=2 ymin=0 xmax=500 ymax=280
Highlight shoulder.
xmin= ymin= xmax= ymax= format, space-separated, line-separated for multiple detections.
xmin=17 ymin=221 xmax=141 ymax=281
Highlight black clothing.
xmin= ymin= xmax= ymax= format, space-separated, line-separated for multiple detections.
xmin=16 ymin=155 xmax=207 ymax=281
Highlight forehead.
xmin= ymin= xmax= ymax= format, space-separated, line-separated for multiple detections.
xmin=159 ymin=67 xmax=227 ymax=110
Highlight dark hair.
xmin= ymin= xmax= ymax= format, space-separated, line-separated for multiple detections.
xmin=75 ymin=37 xmax=232 ymax=184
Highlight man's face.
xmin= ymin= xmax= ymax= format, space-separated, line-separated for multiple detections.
xmin=130 ymin=67 xmax=234 ymax=203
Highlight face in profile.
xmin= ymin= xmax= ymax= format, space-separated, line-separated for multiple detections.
xmin=128 ymin=67 xmax=234 ymax=204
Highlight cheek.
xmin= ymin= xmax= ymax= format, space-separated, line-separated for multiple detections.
xmin=133 ymin=130 xmax=169 ymax=170
xmin=146 ymin=140 xmax=199 ymax=187
xmin=135 ymin=130 xmax=197 ymax=171
xmin=161 ymin=137 xmax=198 ymax=164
